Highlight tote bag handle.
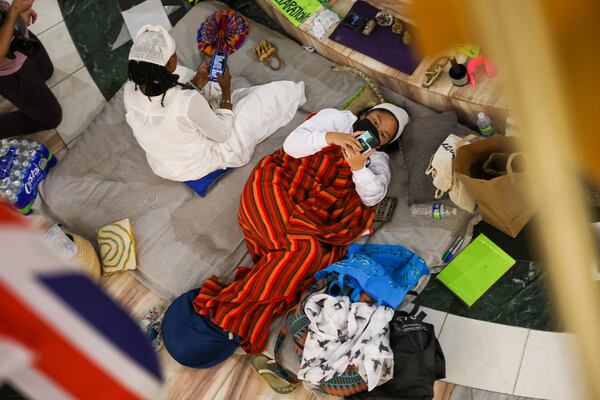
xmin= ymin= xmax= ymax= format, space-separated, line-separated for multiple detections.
xmin=506 ymin=152 xmax=527 ymax=183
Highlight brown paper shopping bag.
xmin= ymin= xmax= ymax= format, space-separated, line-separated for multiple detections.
xmin=453 ymin=136 xmax=534 ymax=237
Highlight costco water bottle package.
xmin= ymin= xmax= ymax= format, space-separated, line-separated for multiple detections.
xmin=0 ymin=139 xmax=57 ymax=214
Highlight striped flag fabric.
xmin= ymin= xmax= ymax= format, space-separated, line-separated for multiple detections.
xmin=0 ymin=202 xmax=163 ymax=399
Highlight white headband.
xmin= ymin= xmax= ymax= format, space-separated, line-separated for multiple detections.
xmin=128 ymin=24 xmax=176 ymax=66
xmin=372 ymin=103 xmax=410 ymax=142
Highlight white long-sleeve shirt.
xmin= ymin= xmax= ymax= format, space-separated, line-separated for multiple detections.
xmin=124 ymin=66 xmax=234 ymax=181
xmin=283 ymin=108 xmax=391 ymax=207
xmin=124 ymin=66 xmax=305 ymax=181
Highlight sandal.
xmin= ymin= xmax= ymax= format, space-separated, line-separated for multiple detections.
xmin=146 ymin=314 xmax=164 ymax=351
xmin=249 ymin=355 xmax=299 ymax=394
xmin=253 ymin=40 xmax=283 ymax=71
xmin=139 ymin=306 xmax=161 ymax=332
xmin=139 ymin=306 xmax=164 ymax=351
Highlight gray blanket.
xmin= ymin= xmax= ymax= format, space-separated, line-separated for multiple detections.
xmin=38 ymin=1 xmax=477 ymax=303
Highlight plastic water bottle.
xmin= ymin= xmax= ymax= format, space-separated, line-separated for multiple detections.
xmin=43 ymin=224 xmax=77 ymax=259
xmin=411 ymin=203 xmax=457 ymax=221
xmin=476 ymin=112 xmax=495 ymax=136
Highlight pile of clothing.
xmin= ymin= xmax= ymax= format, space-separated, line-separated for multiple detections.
xmin=276 ymin=244 xmax=445 ymax=398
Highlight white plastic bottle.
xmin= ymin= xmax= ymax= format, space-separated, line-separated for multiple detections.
xmin=476 ymin=112 xmax=495 ymax=136
xmin=44 ymin=224 xmax=77 ymax=259
xmin=411 ymin=203 xmax=457 ymax=221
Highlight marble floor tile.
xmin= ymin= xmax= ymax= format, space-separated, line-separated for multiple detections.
xmin=29 ymin=0 xmax=64 ymax=35
xmin=37 ymin=21 xmax=84 ymax=87
xmin=58 ymin=0 xmax=131 ymax=100
xmin=51 ymin=67 xmax=106 ymax=145
xmin=421 ymin=306 xmax=448 ymax=337
xmin=417 ymin=261 xmax=560 ymax=333
xmin=439 ymin=315 xmax=529 ymax=394
xmin=513 ymin=331 xmax=586 ymax=400
xmin=121 ymin=0 xmax=172 ymax=38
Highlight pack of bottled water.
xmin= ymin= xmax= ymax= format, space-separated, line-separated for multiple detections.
xmin=0 ymin=139 xmax=57 ymax=215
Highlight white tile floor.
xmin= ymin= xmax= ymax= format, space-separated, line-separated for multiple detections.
xmin=1 ymin=0 xmax=106 ymax=145
xmin=514 ymin=331 xmax=586 ymax=400
xmin=421 ymin=306 xmax=448 ymax=337
xmin=28 ymin=0 xmax=63 ymax=36
xmin=440 ymin=315 xmax=530 ymax=395
xmin=37 ymin=21 xmax=83 ymax=87
xmin=51 ymin=67 xmax=105 ymax=145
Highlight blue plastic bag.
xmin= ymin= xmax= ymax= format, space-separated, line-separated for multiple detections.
xmin=315 ymin=244 xmax=430 ymax=309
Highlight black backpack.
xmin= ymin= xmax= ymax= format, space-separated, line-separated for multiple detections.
xmin=347 ymin=306 xmax=446 ymax=400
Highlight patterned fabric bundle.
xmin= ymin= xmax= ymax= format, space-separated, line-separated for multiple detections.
xmin=299 ymin=294 xmax=395 ymax=391
xmin=284 ymin=278 xmax=371 ymax=396
xmin=193 ymin=146 xmax=374 ymax=354
xmin=197 ymin=9 xmax=249 ymax=56
xmin=97 ymin=218 xmax=137 ymax=274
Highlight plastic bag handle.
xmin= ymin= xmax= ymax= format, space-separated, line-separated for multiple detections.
xmin=506 ymin=152 xmax=526 ymax=183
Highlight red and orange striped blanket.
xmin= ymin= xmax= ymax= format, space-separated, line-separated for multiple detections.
xmin=193 ymin=145 xmax=374 ymax=353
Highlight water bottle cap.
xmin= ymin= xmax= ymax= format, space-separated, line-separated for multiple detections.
xmin=478 ymin=112 xmax=485 ymax=119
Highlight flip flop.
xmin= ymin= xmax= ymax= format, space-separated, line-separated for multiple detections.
xmin=249 ymin=355 xmax=298 ymax=395
xmin=139 ymin=306 xmax=161 ymax=331
xmin=146 ymin=314 xmax=164 ymax=351
xmin=139 ymin=306 xmax=164 ymax=351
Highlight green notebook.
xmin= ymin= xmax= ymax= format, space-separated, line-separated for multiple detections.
xmin=437 ymin=234 xmax=516 ymax=307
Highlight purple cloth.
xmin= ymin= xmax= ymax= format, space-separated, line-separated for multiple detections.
xmin=329 ymin=1 xmax=421 ymax=75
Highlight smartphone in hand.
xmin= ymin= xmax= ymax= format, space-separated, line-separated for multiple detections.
xmin=209 ymin=51 xmax=228 ymax=82
xmin=356 ymin=130 xmax=380 ymax=154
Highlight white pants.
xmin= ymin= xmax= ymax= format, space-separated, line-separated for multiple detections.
xmin=206 ymin=80 xmax=306 ymax=168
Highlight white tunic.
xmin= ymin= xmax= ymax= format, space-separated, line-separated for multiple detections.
xmin=283 ymin=108 xmax=391 ymax=207
xmin=124 ymin=66 xmax=306 ymax=181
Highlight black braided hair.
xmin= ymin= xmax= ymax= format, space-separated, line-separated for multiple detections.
xmin=356 ymin=106 xmax=400 ymax=154
xmin=127 ymin=60 xmax=185 ymax=107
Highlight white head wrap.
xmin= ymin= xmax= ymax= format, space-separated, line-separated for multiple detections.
xmin=371 ymin=103 xmax=410 ymax=142
xmin=128 ymin=24 xmax=176 ymax=66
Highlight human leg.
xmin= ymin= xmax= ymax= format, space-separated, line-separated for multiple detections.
xmin=217 ymin=81 xmax=306 ymax=167
xmin=0 ymin=57 xmax=62 ymax=137
xmin=29 ymin=33 xmax=54 ymax=81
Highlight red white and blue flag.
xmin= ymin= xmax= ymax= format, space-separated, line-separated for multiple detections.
xmin=0 ymin=202 xmax=163 ymax=399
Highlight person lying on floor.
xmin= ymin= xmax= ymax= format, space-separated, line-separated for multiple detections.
xmin=173 ymin=103 xmax=409 ymax=362
xmin=123 ymin=24 xmax=306 ymax=182
xmin=283 ymin=104 xmax=408 ymax=206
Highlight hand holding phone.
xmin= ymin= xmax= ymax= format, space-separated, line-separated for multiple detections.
xmin=355 ymin=130 xmax=380 ymax=154
xmin=209 ymin=51 xmax=228 ymax=82
xmin=215 ymin=66 xmax=231 ymax=93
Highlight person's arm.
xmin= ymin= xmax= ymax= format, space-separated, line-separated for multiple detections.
xmin=348 ymin=151 xmax=391 ymax=207
xmin=215 ymin=67 xmax=232 ymax=111
xmin=0 ymin=0 xmax=33 ymax=60
xmin=0 ymin=8 xmax=18 ymax=60
xmin=187 ymin=92 xmax=234 ymax=143
xmin=283 ymin=108 xmax=361 ymax=158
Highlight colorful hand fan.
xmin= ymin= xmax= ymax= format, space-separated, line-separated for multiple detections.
xmin=197 ymin=9 xmax=250 ymax=56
